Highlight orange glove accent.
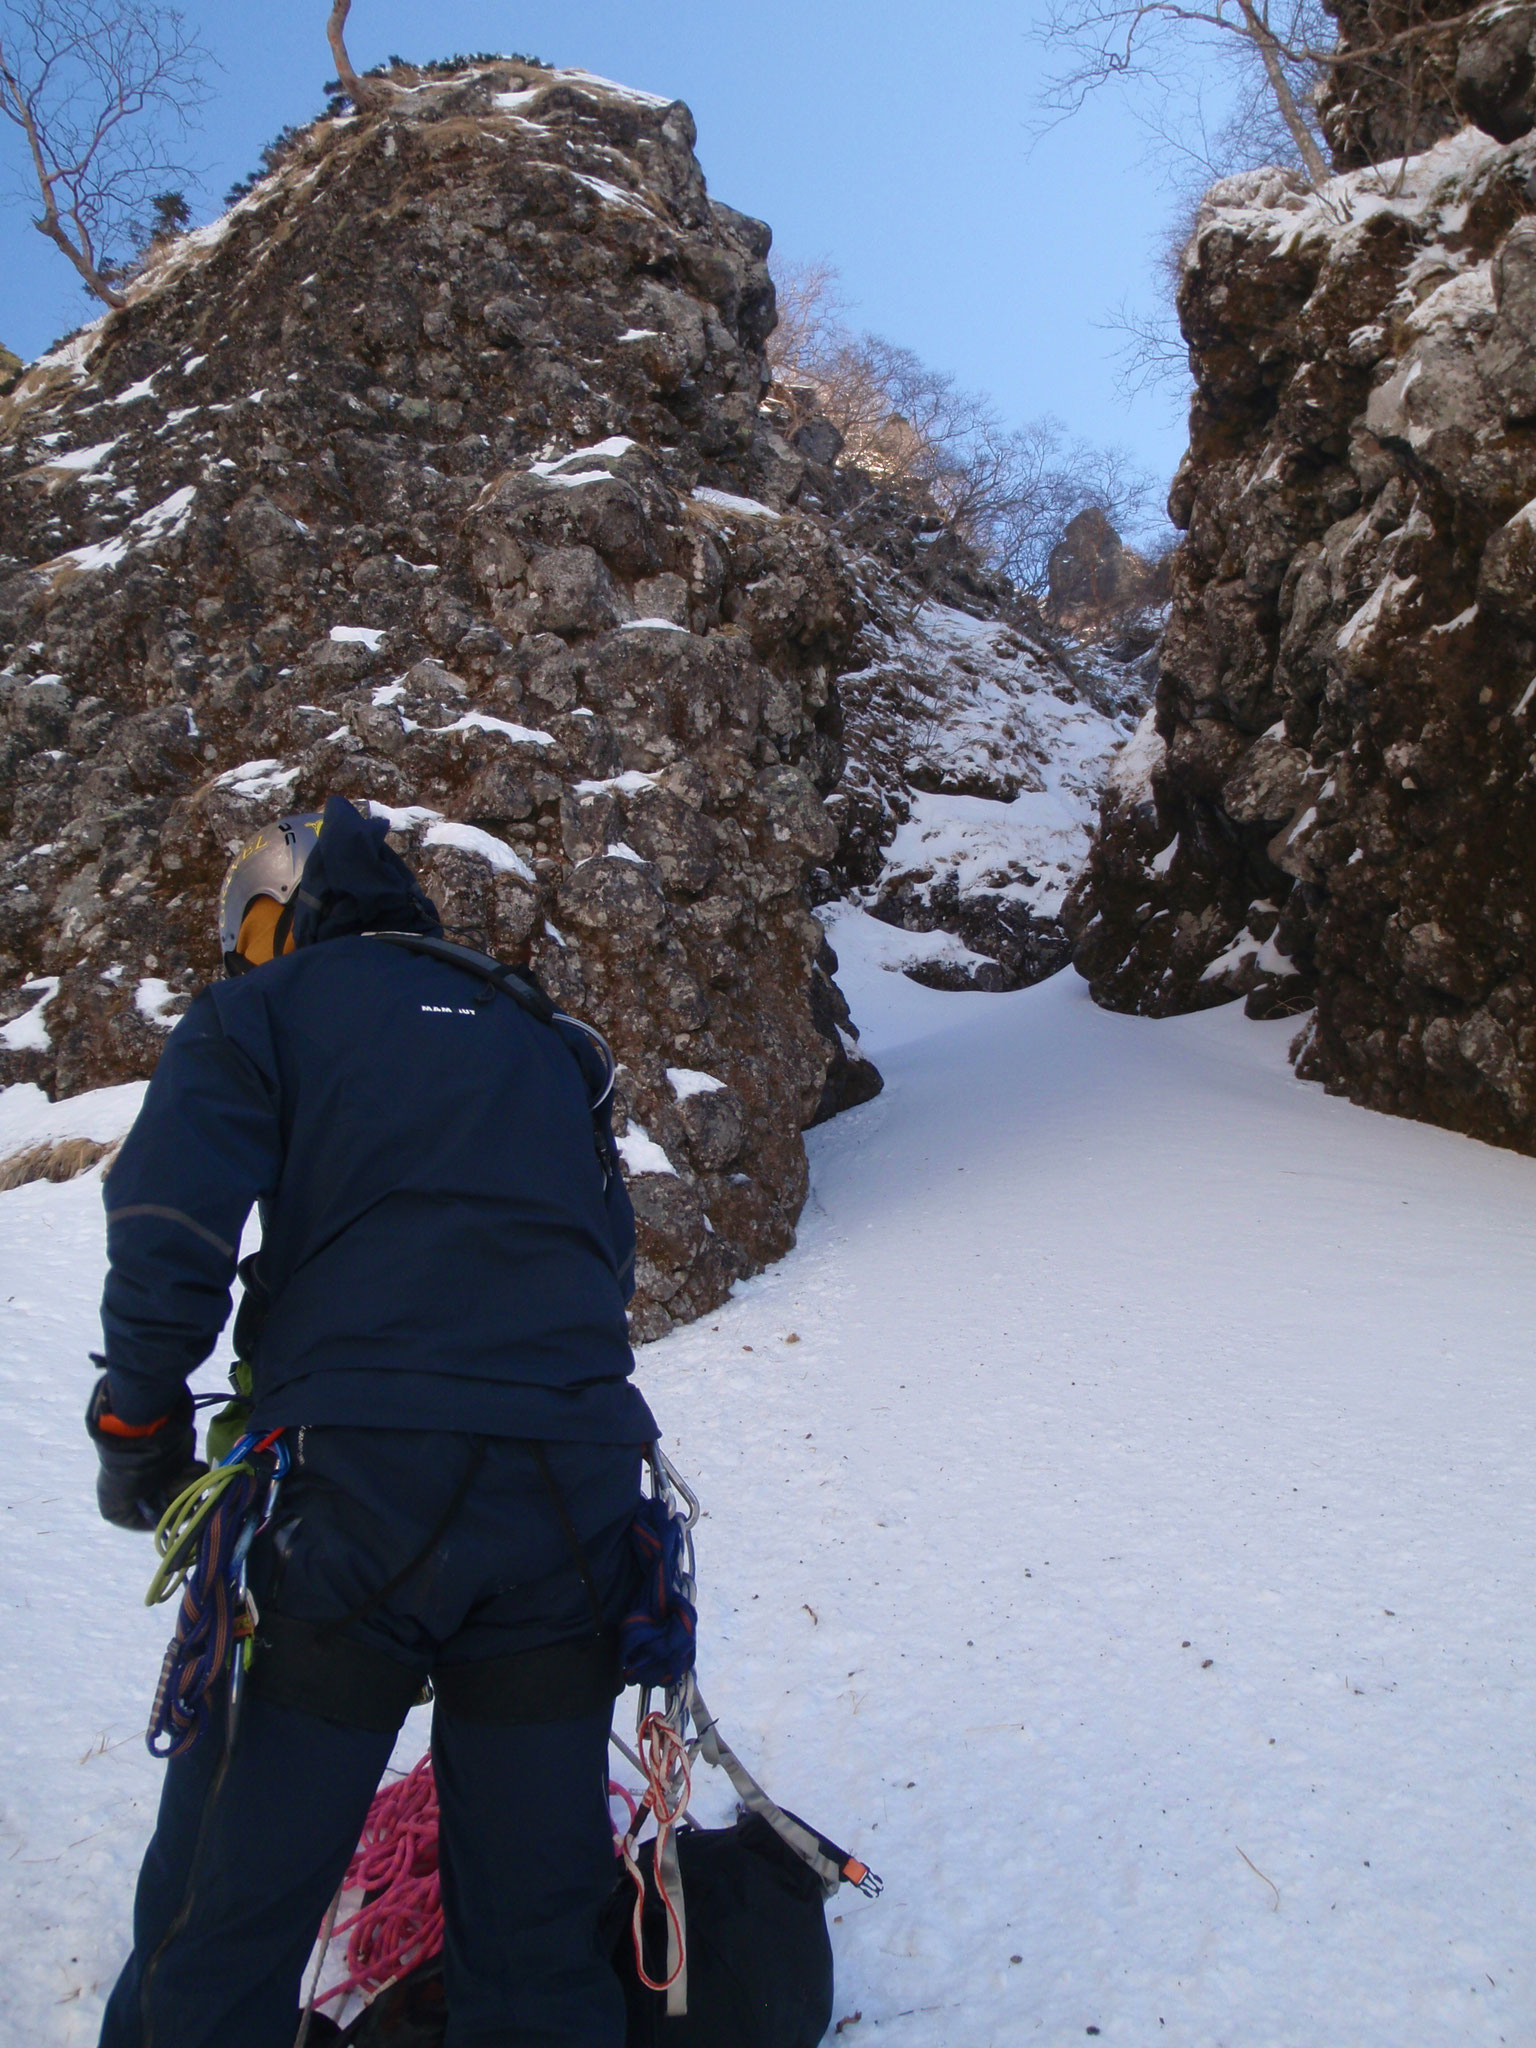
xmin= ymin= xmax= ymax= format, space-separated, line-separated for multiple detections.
xmin=94 ymin=1406 xmax=171 ymax=1439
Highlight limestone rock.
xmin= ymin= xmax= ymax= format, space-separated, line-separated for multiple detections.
xmin=1069 ymin=121 xmax=1536 ymax=1149
xmin=0 ymin=59 xmax=880 ymax=1338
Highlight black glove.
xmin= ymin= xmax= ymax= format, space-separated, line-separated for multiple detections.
xmin=85 ymin=1374 xmax=205 ymax=1532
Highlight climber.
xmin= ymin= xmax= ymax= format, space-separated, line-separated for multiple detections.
xmin=87 ymin=794 xmax=654 ymax=2048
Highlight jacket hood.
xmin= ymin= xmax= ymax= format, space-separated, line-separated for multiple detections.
xmin=290 ymin=796 xmax=443 ymax=948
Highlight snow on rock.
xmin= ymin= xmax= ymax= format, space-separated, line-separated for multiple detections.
xmin=214 ymin=760 xmax=301 ymax=803
xmin=429 ymin=712 xmax=556 ymax=748
xmin=666 ymin=1066 xmax=725 ymax=1100
xmin=615 ymin=1121 xmax=679 ymax=1176
xmin=0 ymin=978 xmax=60 ymax=1052
xmin=830 ymin=599 xmax=1143 ymax=992
xmin=132 ymin=978 xmax=183 ymax=1029
xmin=329 ymin=625 xmax=386 ymax=649
xmin=0 ymin=1076 xmax=145 ymax=1157
xmin=690 ymin=486 xmax=781 ymax=520
xmin=421 ymin=820 xmax=535 ymax=881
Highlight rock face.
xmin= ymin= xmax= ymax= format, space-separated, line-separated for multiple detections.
xmin=1069 ymin=117 xmax=1536 ymax=1151
xmin=1319 ymin=0 xmax=1468 ymax=168
xmin=1455 ymin=2 xmax=1536 ymax=142
xmin=0 ymin=59 xmax=884 ymax=1339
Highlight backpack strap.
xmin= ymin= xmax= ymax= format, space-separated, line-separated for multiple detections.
xmin=365 ymin=930 xmax=559 ymax=1023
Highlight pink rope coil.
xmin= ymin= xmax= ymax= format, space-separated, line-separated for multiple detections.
xmin=315 ymin=1754 xmax=640 ymax=2010
xmin=316 ymin=1755 xmax=443 ymax=2007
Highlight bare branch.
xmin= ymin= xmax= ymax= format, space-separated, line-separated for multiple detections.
xmin=0 ymin=0 xmax=208 ymax=307
xmin=767 ymin=257 xmax=1161 ymax=594
xmin=1035 ymin=0 xmax=1477 ymax=193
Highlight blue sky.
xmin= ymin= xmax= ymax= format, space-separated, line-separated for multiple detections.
xmin=0 ymin=0 xmax=1196 ymax=488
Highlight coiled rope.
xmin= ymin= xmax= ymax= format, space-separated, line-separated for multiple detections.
xmin=143 ymin=1429 xmax=285 ymax=1759
xmin=305 ymin=1756 xmax=641 ymax=2017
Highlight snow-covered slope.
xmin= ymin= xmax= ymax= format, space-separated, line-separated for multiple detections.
xmin=831 ymin=599 xmax=1143 ymax=989
xmin=4 ymin=955 xmax=1534 ymax=2041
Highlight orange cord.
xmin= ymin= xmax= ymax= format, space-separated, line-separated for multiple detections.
xmin=620 ymin=1711 xmax=692 ymax=1993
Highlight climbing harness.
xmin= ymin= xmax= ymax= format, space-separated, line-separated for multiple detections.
xmin=143 ymin=1427 xmax=288 ymax=1758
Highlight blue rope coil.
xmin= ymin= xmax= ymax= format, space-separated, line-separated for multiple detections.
xmin=620 ymin=1491 xmax=697 ymax=1691
xmin=144 ymin=1431 xmax=286 ymax=1759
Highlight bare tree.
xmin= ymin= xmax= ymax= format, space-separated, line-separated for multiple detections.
xmin=1037 ymin=0 xmax=1483 ymax=188
xmin=326 ymin=0 xmax=389 ymax=113
xmin=767 ymin=258 xmax=1160 ymax=595
xmin=0 ymin=0 xmax=206 ymax=307
xmin=765 ymin=256 xmax=847 ymax=380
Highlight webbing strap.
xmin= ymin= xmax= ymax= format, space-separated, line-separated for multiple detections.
xmin=687 ymin=1679 xmax=843 ymax=1899
xmin=659 ymin=1825 xmax=687 ymax=2016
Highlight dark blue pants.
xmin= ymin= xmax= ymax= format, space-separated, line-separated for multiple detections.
xmin=101 ymin=1431 xmax=642 ymax=2048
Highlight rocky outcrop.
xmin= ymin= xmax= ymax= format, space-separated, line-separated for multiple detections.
xmin=1045 ymin=506 xmax=1167 ymax=634
xmin=1455 ymin=2 xmax=1536 ymax=142
xmin=1070 ymin=118 xmax=1536 ymax=1150
xmin=0 ymin=59 xmax=884 ymax=1339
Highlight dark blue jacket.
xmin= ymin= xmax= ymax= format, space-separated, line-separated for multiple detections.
xmin=100 ymin=798 xmax=653 ymax=1444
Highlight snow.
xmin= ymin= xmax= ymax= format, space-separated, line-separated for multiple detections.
xmin=329 ymin=625 xmax=386 ymax=649
xmin=0 ymin=1079 xmax=145 ymax=1157
xmin=530 ymin=438 xmax=636 ymax=481
xmin=1428 ymin=606 xmax=1478 ymax=637
xmin=7 ymin=921 xmax=1536 ymax=2040
xmin=40 ymin=440 xmax=118 ymax=475
xmin=690 ymin=486 xmax=781 ymax=521
xmin=44 ymin=485 xmax=196 ymax=582
xmin=1150 ymin=834 xmax=1179 ymax=877
xmin=1197 ymin=128 xmax=1504 ymax=268
xmin=1109 ymin=704 xmax=1166 ymax=802
xmin=614 ymin=1123 xmax=679 ymax=1177
xmin=666 ymin=1067 xmax=725 ymax=1102
xmin=620 ymin=617 xmax=690 ymax=634
xmin=215 ymin=759 xmax=299 ymax=802
xmin=429 ymin=712 xmax=556 ymax=748
xmin=367 ymin=802 xmax=443 ymax=832
xmin=1337 ymin=573 xmax=1417 ymax=652
xmin=371 ymin=681 xmax=407 ymax=706
xmin=857 ymin=605 xmax=1128 ymax=924
xmin=421 ymin=821 xmax=535 ymax=881
xmin=1199 ymin=918 xmax=1298 ymax=984
xmin=568 ymin=171 xmax=657 ymax=218
xmin=132 ymin=979 xmax=181 ymax=1028
xmin=605 ymin=842 xmax=648 ymax=865
xmin=0 ymin=978 xmax=60 ymax=1052
xmin=573 ymin=771 xmax=658 ymax=798
xmin=559 ymin=67 xmax=674 ymax=108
